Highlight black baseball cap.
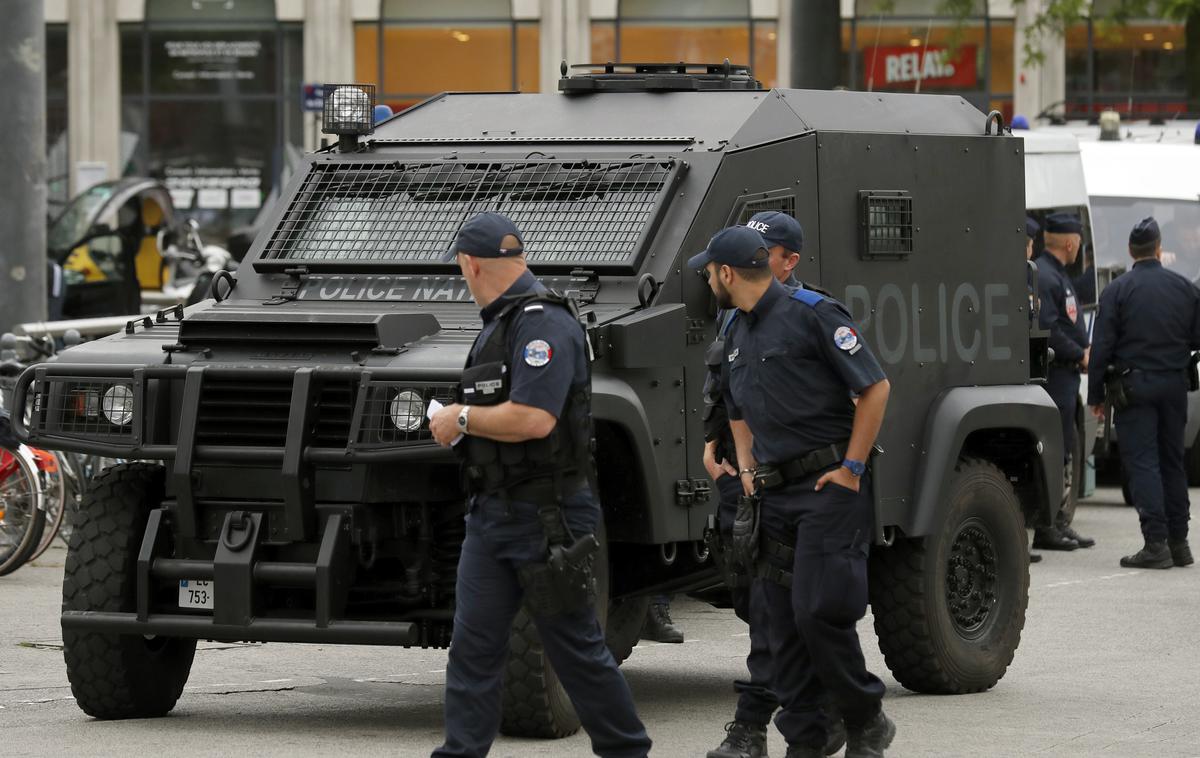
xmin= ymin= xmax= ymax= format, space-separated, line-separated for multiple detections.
xmin=1129 ymin=217 xmax=1161 ymax=246
xmin=746 ymin=211 xmax=804 ymax=252
xmin=687 ymin=226 xmax=770 ymax=271
xmin=1025 ymin=216 xmax=1040 ymax=240
xmin=1043 ymin=212 xmax=1082 ymax=235
xmin=443 ymin=212 xmax=525 ymax=261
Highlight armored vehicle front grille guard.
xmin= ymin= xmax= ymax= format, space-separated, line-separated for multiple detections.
xmin=253 ymin=158 xmax=685 ymax=274
xmin=13 ymin=366 xmax=461 ymax=461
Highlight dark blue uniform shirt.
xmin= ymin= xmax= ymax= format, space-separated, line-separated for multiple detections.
xmin=1087 ymin=258 xmax=1200 ymax=405
xmin=1035 ymin=251 xmax=1089 ymax=364
xmin=469 ymin=270 xmax=586 ymax=417
xmin=724 ymin=279 xmax=886 ymax=465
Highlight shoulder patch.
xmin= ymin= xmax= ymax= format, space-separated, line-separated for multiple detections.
xmin=833 ymin=325 xmax=860 ymax=352
xmin=523 ymin=339 xmax=553 ymax=367
xmin=790 ymin=288 xmax=825 ymax=307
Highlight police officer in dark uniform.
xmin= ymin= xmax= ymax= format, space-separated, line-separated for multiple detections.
xmin=703 ymin=212 xmax=845 ymax=758
xmin=692 ymin=226 xmax=895 ymax=758
xmin=429 ymin=213 xmax=650 ymax=758
xmin=1034 ymin=212 xmax=1096 ymax=551
xmin=1088 ymin=218 xmax=1200 ymax=569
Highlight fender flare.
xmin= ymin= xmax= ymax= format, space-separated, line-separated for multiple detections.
xmin=591 ymin=374 xmax=669 ymax=543
xmin=906 ymin=385 xmax=1063 ymax=538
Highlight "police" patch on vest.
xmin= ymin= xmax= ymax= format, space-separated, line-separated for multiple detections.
xmin=523 ymin=340 xmax=553 ymax=367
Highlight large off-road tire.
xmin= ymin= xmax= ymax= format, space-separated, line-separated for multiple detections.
xmin=869 ymin=458 xmax=1028 ymax=694
xmin=500 ymin=521 xmax=610 ymax=739
xmin=62 ymin=463 xmax=196 ymax=719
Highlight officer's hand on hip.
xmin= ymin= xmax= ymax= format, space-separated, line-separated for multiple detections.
xmin=740 ymin=470 xmax=756 ymax=497
xmin=430 ymin=403 xmax=465 ymax=447
xmin=1089 ymin=404 xmax=1105 ymax=420
xmin=815 ymin=465 xmax=860 ymax=493
xmin=703 ymin=440 xmax=738 ymax=481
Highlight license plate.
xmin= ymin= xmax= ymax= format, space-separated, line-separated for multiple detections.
xmin=179 ymin=579 xmax=214 ymax=610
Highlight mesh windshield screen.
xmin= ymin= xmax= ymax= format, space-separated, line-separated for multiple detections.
xmin=260 ymin=159 xmax=678 ymax=268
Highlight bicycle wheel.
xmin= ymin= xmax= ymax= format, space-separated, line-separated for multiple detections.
xmin=26 ymin=449 xmax=66 ymax=562
xmin=0 ymin=445 xmax=46 ymax=576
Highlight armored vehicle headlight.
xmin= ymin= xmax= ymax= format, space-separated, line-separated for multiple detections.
xmin=388 ymin=389 xmax=424 ymax=432
xmin=101 ymin=384 xmax=134 ymax=426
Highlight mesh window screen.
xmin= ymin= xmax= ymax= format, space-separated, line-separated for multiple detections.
xmin=730 ymin=192 xmax=796 ymax=226
xmin=259 ymin=159 xmax=678 ymax=269
xmin=858 ymin=191 xmax=914 ymax=259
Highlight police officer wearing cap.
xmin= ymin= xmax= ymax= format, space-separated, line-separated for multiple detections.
xmin=693 ymin=226 xmax=895 ymax=758
xmin=1034 ymin=212 xmax=1096 ymax=551
xmin=703 ymin=212 xmax=845 ymax=758
xmin=429 ymin=213 xmax=650 ymax=758
xmin=1088 ymin=217 xmax=1200 ymax=569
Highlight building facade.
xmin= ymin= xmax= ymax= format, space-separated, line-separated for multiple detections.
xmin=45 ymin=0 xmax=1192 ymax=240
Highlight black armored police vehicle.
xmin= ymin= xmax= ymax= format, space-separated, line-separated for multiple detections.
xmin=14 ymin=64 xmax=1062 ymax=736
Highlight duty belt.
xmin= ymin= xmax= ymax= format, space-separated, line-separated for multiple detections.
xmin=505 ymin=474 xmax=589 ymax=504
xmin=753 ymin=443 xmax=847 ymax=490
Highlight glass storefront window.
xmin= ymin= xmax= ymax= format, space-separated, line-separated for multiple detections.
xmin=380 ymin=24 xmax=513 ymax=95
xmin=595 ymin=1 xmax=773 ymax=85
xmin=120 ymin=1 xmax=295 ymax=243
xmin=1065 ymin=11 xmax=1188 ymax=118
xmin=358 ymin=5 xmax=539 ymax=114
xmin=148 ymin=99 xmax=276 ymax=240
xmin=853 ymin=18 xmax=987 ymax=95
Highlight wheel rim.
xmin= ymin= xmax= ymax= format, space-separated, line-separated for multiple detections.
xmin=946 ymin=518 xmax=998 ymax=639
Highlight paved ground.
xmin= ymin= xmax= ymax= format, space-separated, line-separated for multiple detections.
xmin=2 ymin=487 xmax=1198 ymax=757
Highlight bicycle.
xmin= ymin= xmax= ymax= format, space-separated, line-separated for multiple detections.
xmin=0 ymin=421 xmax=45 ymax=576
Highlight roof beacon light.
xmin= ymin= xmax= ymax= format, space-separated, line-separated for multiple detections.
xmin=1098 ymin=109 xmax=1121 ymax=141
xmin=323 ymin=84 xmax=376 ymax=151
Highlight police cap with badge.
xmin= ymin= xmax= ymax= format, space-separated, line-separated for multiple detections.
xmin=746 ymin=211 xmax=804 ymax=253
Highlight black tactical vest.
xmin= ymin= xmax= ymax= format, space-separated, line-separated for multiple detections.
xmin=456 ymin=291 xmax=594 ymax=497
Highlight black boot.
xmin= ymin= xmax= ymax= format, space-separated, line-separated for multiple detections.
xmin=846 ymin=711 xmax=896 ymax=758
xmin=1058 ymin=524 xmax=1095 ymax=548
xmin=1169 ymin=539 xmax=1194 ymax=567
xmin=641 ymin=602 xmax=684 ymax=643
xmin=1029 ymin=552 xmax=1043 ymax=563
xmin=707 ymin=720 xmax=768 ymax=758
xmin=1119 ymin=541 xmax=1173 ymax=569
xmin=1032 ymin=526 xmax=1079 ymax=551
xmin=784 ymin=746 xmax=822 ymax=758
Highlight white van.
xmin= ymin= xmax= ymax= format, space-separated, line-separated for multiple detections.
xmin=1021 ymin=131 xmax=1100 ymax=507
xmin=1080 ymin=140 xmax=1200 ymax=483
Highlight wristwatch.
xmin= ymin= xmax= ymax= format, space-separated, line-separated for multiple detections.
xmin=842 ymin=458 xmax=866 ymax=477
xmin=456 ymin=406 xmax=471 ymax=434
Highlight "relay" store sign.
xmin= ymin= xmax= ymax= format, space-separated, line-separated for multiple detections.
xmin=863 ymin=45 xmax=978 ymax=90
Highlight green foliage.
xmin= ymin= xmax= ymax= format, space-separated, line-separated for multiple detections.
xmin=1012 ymin=0 xmax=1200 ymax=68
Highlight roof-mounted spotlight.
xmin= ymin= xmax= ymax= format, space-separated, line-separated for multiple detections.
xmin=322 ymin=83 xmax=376 ymax=152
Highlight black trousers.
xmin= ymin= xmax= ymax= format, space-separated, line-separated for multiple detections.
xmin=1046 ymin=366 xmax=1081 ymax=528
xmin=715 ymin=474 xmax=779 ymax=725
xmin=1117 ymin=371 xmax=1192 ymax=543
xmin=758 ymin=473 xmax=885 ymax=749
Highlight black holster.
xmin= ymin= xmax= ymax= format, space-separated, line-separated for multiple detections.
xmin=730 ymin=492 xmax=761 ymax=571
xmin=517 ymin=502 xmax=599 ymax=617
xmin=1104 ymin=365 xmax=1133 ymax=412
